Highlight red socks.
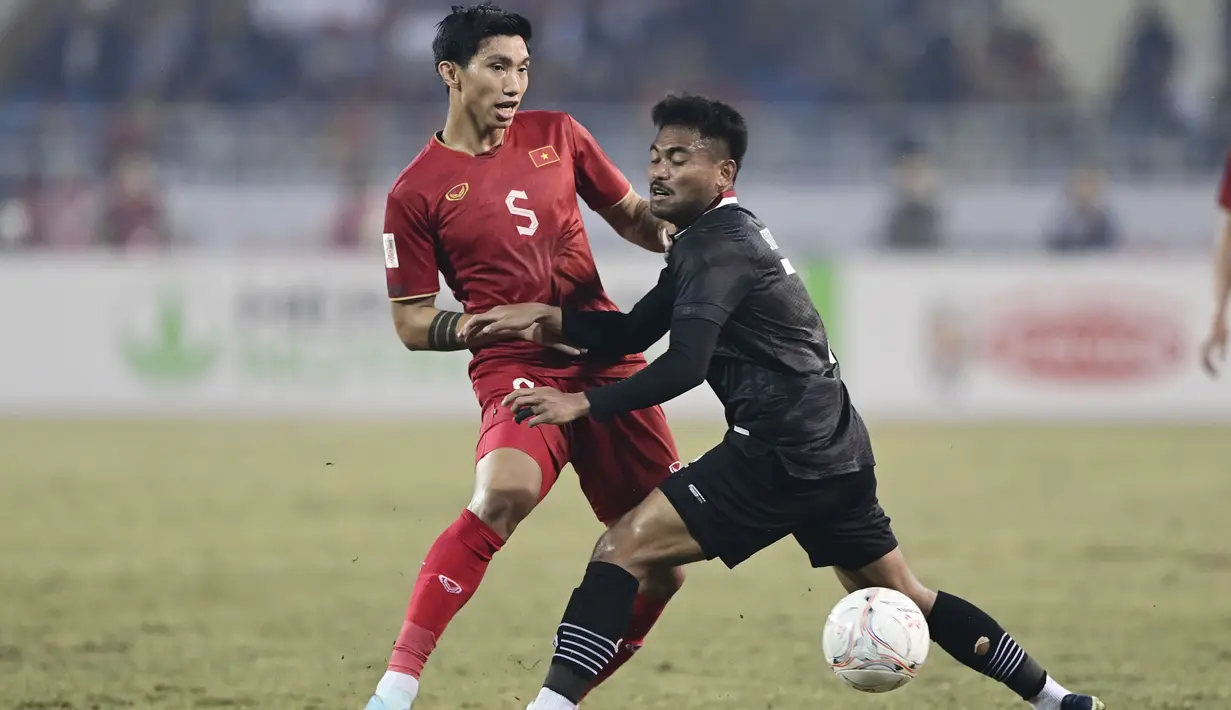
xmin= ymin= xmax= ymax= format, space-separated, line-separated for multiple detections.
xmin=583 ymin=592 xmax=672 ymax=695
xmin=388 ymin=510 xmax=505 ymax=678
xmin=387 ymin=508 xmax=675 ymax=693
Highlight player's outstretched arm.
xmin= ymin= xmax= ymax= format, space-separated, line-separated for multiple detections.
xmin=598 ymin=189 xmax=673 ymax=254
xmin=499 ymin=318 xmax=717 ymax=427
xmin=462 ymin=268 xmax=674 ymax=356
xmin=561 ymin=268 xmax=674 ymax=354
xmin=1202 ymin=211 xmax=1231 ymax=376
xmin=581 ymin=318 xmax=718 ymax=421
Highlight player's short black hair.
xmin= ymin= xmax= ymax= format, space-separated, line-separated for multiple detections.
xmin=433 ymin=2 xmax=532 ymax=69
xmin=651 ymin=93 xmax=749 ymax=170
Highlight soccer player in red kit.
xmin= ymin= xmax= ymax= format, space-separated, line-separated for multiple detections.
xmin=1202 ymin=151 xmax=1231 ymax=377
xmin=365 ymin=5 xmax=685 ymax=709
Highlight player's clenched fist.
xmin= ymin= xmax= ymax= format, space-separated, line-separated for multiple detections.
xmin=503 ymin=386 xmax=591 ymax=427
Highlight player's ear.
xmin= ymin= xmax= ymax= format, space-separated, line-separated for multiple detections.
xmin=718 ymin=158 xmax=738 ymax=190
xmin=438 ymin=61 xmax=462 ymax=91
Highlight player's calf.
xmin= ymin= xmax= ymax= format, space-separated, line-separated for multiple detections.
xmin=582 ymin=563 xmax=685 ymax=698
xmin=371 ymin=449 xmax=544 ymax=709
xmin=838 ymin=550 xmax=1104 ymax=710
xmin=532 ymin=492 xmax=704 ymax=708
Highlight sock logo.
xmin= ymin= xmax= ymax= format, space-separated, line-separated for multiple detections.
xmin=437 ymin=575 xmax=463 ymax=595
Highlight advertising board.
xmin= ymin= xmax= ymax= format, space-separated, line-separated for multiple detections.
xmin=839 ymin=257 xmax=1229 ymax=420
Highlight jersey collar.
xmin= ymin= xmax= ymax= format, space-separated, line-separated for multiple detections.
xmin=671 ymin=190 xmax=739 ymax=242
xmin=710 ymin=190 xmax=738 ymax=210
xmin=431 ymin=120 xmax=513 ymax=159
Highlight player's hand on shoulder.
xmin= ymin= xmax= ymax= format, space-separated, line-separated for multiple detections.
xmin=1201 ymin=315 xmax=1228 ymax=378
xmin=502 ymin=386 xmax=591 ymax=427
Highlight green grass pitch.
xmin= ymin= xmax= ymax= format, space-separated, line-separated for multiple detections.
xmin=2 ymin=420 xmax=1230 ymax=709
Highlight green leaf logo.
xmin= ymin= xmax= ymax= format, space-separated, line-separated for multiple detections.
xmin=120 ymin=289 xmax=219 ymax=382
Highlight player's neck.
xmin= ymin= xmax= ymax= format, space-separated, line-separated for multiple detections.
xmin=676 ymin=190 xmax=739 ymax=232
xmin=439 ymin=109 xmax=506 ymax=156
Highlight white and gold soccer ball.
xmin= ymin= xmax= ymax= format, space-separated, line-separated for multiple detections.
xmin=822 ymin=587 xmax=930 ymax=693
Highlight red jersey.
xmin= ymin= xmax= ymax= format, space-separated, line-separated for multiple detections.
xmin=384 ymin=110 xmax=646 ymax=381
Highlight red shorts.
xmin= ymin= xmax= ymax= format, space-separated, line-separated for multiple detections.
xmin=473 ymin=367 xmax=680 ymax=525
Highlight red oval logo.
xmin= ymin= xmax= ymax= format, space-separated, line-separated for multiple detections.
xmin=985 ymin=303 xmax=1185 ymax=383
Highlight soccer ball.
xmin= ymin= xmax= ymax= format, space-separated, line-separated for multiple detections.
xmin=822 ymin=587 xmax=930 ymax=693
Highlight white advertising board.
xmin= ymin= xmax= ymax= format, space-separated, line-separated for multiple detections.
xmin=839 ymin=257 xmax=1231 ymax=421
xmin=0 ymin=254 xmax=724 ymax=420
xmin=3 ymin=255 xmax=1227 ymax=422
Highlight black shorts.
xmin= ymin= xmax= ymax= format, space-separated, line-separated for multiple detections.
xmin=658 ymin=436 xmax=897 ymax=570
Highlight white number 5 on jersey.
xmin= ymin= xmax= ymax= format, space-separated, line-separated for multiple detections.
xmin=506 ymin=190 xmax=539 ymax=237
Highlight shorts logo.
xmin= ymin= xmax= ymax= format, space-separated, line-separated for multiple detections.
xmin=687 ymin=484 xmax=706 ymax=504
xmin=438 ymin=575 xmax=463 ymax=594
xmin=383 ymin=233 xmax=399 ymax=268
xmin=445 ymin=183 xmax=469 ymax=201
xmin=512 ymin=378 xmax=535 ymax=390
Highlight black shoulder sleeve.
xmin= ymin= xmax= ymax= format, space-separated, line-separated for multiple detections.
xmin=670 ymin=227 xmax=757 ymax=329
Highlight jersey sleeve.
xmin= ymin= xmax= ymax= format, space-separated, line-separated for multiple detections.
xmin=671 ymin=234 xmax=757 ymax=327
xmin=1219 ymin=151 xmax=1231 ymax=211
xmin=568 ymin=115 xmax=631 ymax=211
xmin=383 ymin=191 xmax=440 ymax=301
xmin=561 ymin=268 xmax=674 ymax=355
xmin=584 ymin=318 xmax=719 ymax=421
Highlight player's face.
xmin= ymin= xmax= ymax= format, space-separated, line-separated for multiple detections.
xmin=453 ymin=35 xmax=530 ymax=131
xmin=648 ymin=126 xmax=736 ymax=225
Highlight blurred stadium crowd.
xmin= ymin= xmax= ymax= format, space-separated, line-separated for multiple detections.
xmin=7 ymin=0 xmax=1063 ymax=105
xmin=0 ymin=0 xmax=1226 ymax=251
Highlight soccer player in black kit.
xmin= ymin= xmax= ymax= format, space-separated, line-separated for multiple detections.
xmin=463 ymin=94 xmax=1105 ymax=710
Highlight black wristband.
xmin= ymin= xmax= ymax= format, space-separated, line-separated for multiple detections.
xmin=427 ymin=311 xmax=464 ymax=351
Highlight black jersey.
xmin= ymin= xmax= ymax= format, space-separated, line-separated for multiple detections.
xmin=565 ymin=194 xmax=875 ymax=480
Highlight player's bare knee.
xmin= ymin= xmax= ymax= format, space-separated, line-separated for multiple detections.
xmin=590 ymin=519 xmax=633 ymax=563
xmin=639 ymin=564 xmax=685 ymax=600
xmin=620 ymin=519 xmax=669 ymax=576
xmin=589 ymin=528 xmax=622 ymax=571
xmin=590 ymin=515 xmax=655 ymax=576
xmin=467 ymin=483 xmax=538 ymax=538
xmin=470 ymin=449 xmax=543 ymax=538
